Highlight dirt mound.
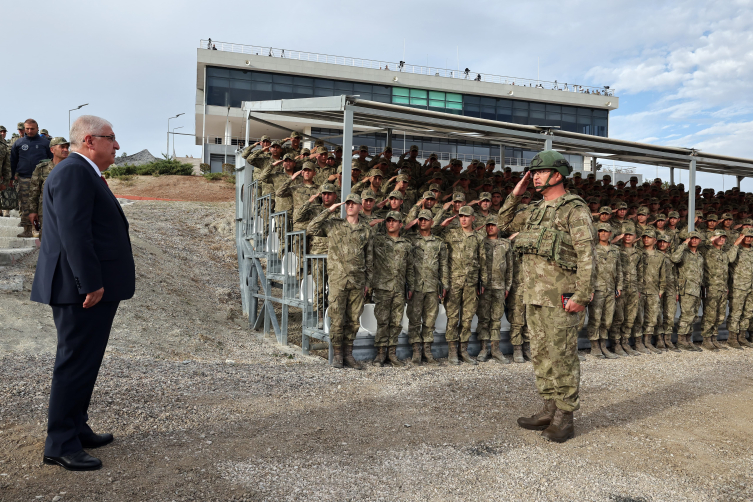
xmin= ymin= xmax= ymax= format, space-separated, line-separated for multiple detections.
xmin=107 ymin=175 xmax=235 ymax=202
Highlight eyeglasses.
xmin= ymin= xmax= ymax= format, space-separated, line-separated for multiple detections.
xmin=92 ymin=134 xmax=116 ymax=142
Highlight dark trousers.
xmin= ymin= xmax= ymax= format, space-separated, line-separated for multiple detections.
xmin=45 ymin=300 xmax=120 ymax=456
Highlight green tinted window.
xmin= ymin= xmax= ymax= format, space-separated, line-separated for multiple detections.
xmin=446 ymin=93 xmax=463 ymax=103
xmin=392 ymin=87 xmax=410 ymax=97
xmin=429 ymin=91 xmax=445 ymax=100
xmin=446 ymin=101 xmax=463 ymax=110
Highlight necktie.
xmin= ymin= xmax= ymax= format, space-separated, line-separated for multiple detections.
xmin=101 ymin=175 xmax=108 ymax=187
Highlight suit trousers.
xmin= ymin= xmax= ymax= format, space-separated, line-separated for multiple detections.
xmin=45 ymin=300 xmax=120 ymax=457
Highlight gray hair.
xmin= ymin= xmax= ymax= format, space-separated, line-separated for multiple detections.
xmin=70 ymin=115 xmax=112 ymax=147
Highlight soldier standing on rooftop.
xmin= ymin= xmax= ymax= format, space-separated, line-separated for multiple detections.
xmin=498 ymin=150 xmax=596 ymax=443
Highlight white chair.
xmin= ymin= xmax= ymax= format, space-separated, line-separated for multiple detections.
xmin=300 ymin=276 xmax=314 ymax=304
xmin=360 ymin=304 xmax=378 ymax=335
xmin=270 ymin=218 xmax=276 ymax=233
xmin=266 ymin=232 xmax=279 ymax=253
xmin=401 ymin=304 xmax=410 ymax=333
xmin=324 ymin=308 xmax=331 ymax=334
xmin=281 ymin=253 xmax=299 ymax=277
xmin=471 ymin=314 xmax=478 ymax=333
xmin=434 ymin=304 xmax=447 ymax=334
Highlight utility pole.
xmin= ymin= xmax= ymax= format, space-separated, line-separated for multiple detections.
xmin=68 ymin=103 xmax=88 ymax=134
xmin=167 ymin=113 xmax=184 ymax=159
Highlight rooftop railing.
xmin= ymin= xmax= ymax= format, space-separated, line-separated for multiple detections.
xmin=200 ymin=40 xmax=615 ymax=97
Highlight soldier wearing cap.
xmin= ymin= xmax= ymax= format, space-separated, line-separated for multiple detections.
xmin=476 ymin=215 xmax=512 ymax=363
xmin=258 ymin=152 xmax=301 ymax=217
xmin=370 ymin=211 xmax=414 ymax=367
xmin=669 ymin=230 xmax=705 ymax=350
xmin=470 ymin=191 xmax=494 ymax=222
xmin=351 ymin=144 xmax=371 ymax=173
xmin=311 ymin=147 xmax=337 ymax=185
xmin=358 ymin=189 xmax=379 ymax=223
xmin=433 ymin=192 xmax=466 ymax=229
xmin=656 ymin=232 xmax=680 ymax=351
xmin=432 ymin=204 xmax=486 ymax=365
xmin=699 ymin=229 xmax=740 ymax=350
xmin=350 ymin=168 xmax=386 ymax=202
xmin=28 ymin=137 xmax=70 ymax=238
xmin=664 ymin=211 xmax=681 ymax=249
xmin=281 ymin=131 xmax=303 ymax=156
xmin=611 ymin=202 xmax=629 ymax=236
xmin=277 ymin=163 xmax=320 ymax=230
xmin=369 ymin=146 xmax=397 ymax=173
xmin=595 ymin=206 xmax=612 ymax=233
xmin=388 ymin=173 xmax=417 ymax=207
xmin=637 ymin=227 xmax=667 ymax=354
xmin=609 ymin=222 xmax=643 ymax=357
xmin=398 ymin=144 xmax=422 ymax=181
xmin=586 ymin=222 xmax=622 ymax=359
xmin=0 ymin=126 xmax=10 ymax=194
xmin=242 ymin=137 xmax=284 ymax=198
xmin=406 ymin=190 xmax=441 ymax=224
xmin=490 ymin=188 xmax=504 ymax=213
xmin=634 ymin=206 xmax=651 ymax=246
xmin=406 ymin=209 xmax=448 ymax=365
xmin=453 ymin=172 xmax=478 ymax=202
xmin=499 ymin=150 xmax=595 ymax=442
xmin=720 ymin=212 xmax=738 ymax=249
xmin=307 ymin=193 xmax=373 ymax=369
xmin=728 ymin=228 xmax=753 ymax=348
xmin=375 ymin=190 xmax=407 ymax=224
xmin=10 ymin=122 xmax=25 ymax=147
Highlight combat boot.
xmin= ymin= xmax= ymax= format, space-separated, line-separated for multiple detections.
xmin=688 ymin=335 xmax=703 ymax=351
xmin=523 ymin=341 xmax=532 ymax=361
xmin=634 ymin=336 xmax=650 ymax=354
xmin=490 ymin=341 xmax=509 ymax=364
xmin=411 ymin=343 xmax=422 ymax=365
xmin=739 ymin=331 xmax=753 ymax=348
xmin=343 ymin=344 xmax=364 ymax=370
xmin=459 ymin=342 xmax=477 ymax=365
xmin=512 ymin=345 xmax=525 ymax=363
xmin=423 ymin=343 xmax=439 ymax=365
xmin=372 ymin=346 xmax=387 ymax=367
xmin=600 ymin=339 xmax=619 ymax=359
xmin=701 ymin=337 xmax=716 ymax=351
xmin=664 ymin=334 xmax=680 ymax=352
xmin=611 ymin=339 xmax=628 ymax=357
xmin=622 ymin=338 xmax=640 ymax=356
xmin=388 ymin=345 xmax=405 ymax=367
xmin=725 ymin=332 xmax=741 ymax=350
xmin=655 ymin=333 xmax=667 ymax=351
xmin=517 ymin=399 xmax=556 ymax=430
xmin=476 ymin=340 xmax=490 ymax=362
xmin=644 ymin=334 xmax=661 ymax=354
xmin=711 ymin=335 xmax=726 ymax=350
xmin=541 ymin=408 xmax=575 ymax=443
xmin=588 ymin=340 xmax=604 ymax=358
xmin=17 ymin=225 xmax=32 ymax=238
xmin=447 ymin=341 xmax=461 ymax=365
xmin=331 ymin=344 xmax=344 ymax=369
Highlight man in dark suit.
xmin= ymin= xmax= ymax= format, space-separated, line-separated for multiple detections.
xmin=31 ymin=115 xmax=135 ymax=471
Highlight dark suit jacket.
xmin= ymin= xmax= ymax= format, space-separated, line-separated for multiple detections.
xmin=31 ymin=152 xmax=135 ymax=305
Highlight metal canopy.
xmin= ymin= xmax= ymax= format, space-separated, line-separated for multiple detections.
xmin=243 ymin=95 xmax=753 ymax=178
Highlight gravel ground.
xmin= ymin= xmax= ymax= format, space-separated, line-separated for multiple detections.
xmin=1 ymin=200 xmax=753 ymax=502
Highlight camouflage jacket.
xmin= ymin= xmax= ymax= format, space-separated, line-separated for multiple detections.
xmin=398 ymin=155 xmax=422 ymax=181
xmin=276 ymin=179 xmax=320 ymax=230
xmin=405 ymin=202 xmax=443 ymax=224
xmin=28 ymin=159 xmax=55 ymax=215
xmin=730 ymin=246 xmax=753 ymax=292
xmin=258 ymin=165 xmax=297 ymax=213
xmin=661 ymin=250 xmax=678 ymax=295
xmin=505 ymin=205 xmax=533 ymax=289
xmin=498 ymin=193 xmax=596 ymax=308
xmin=484 ymin=237 xmax=513 ymax=291
xmin=372 ymin=233 xmax=414 ymax=293
xmin=409 ymin=233 xmax=448 ymax=293
xmin=433 ymin=226 xmax=488 ymax=289
xmin=307 ymin=210 xmax=373 ymax=290
xmin=703 ymin=245 xmax=738 ymax=292
xmin=619 ymin=246 xmax=643 ymax=292
xmin=313 ymin=165 xmax=337 ymax=186
xmin=0 ymin=141 xmax=10 ymax=185
xmin=669 ymin=243 xmax=704 ymax=297
xmin=282 ymin=144 xmax=302 ymax=157
xmin=639 ymin=249 xmax=667 ymax=296
xmin=242 ymin=147 xmax=282 ymax=196
xmin=594 ymin=244 xmax=623 ymax=293
xmin=295 ymin=201 xmax=337 ymax=253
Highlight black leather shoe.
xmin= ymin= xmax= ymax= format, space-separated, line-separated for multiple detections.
xmin=79 ymin=432 xmax=114 ymax=449
xmin=43 ymin=450 xmax=102 ymax=471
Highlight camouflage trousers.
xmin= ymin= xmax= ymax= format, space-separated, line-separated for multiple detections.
xmin=658 ymin=290 xmax=677 ymax=335
xmin=311 ymin=258 xmax=328 ymax=320
xmin=507 ymin=289 xmax=529 ymax=346
xmin=374 ymin=288 xmax=405 ymax=347
xmin=586 ymin=290 xmax=615 ymax=341
xmin=15 ymin=176 xmax=31 ymax=227
xmin=677 ymin=294 xmax=701 ymax=335
xmin=407 ymin=291 xmax=439 ymax=344
xmin=727 ymin=289 xmax=753 ymax=333
xmin=610 ymin=289 xmax=640 ymax=340
xmin=445 ymin=283 xmax=478 ymax=343
xmin=640 ymin=293 xmax=662 ymax=335
xmin=328 ymin=284 xmax=365 ymax=345
xmin=476 ymin=288 xmax=505 ymax=341
xmin=701 ymin=289 xmax=727 ymax=339
xmin=527 ymin=304 xmax=583 ymax=413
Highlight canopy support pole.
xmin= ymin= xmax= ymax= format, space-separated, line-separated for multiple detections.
xmin=340 ymin=108 xmax=354 ymax=218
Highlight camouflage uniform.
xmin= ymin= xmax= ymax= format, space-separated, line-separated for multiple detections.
xmin=587 ymin=241 xmax=623 ymax=341
xmin=433 ymin=210 xmax=487 ymax=344
xmin=408 ymin=222 xmax=448 ymax=344
xmin=15 ymin=176 xmax=32 ymax=226
xmin=476 ymin=232 xmax=513 ymax=342
xmin=277 ymin=178 xmax=320 ymax=231
xmin=258 ymin=156 xmax=297 ymax=214
xmin=372 ymin=226 xmax=414 ymax=347
xmin=28 ymin=158 xmax=56 ymax=236
xmin=242 ymin=146 xmax=279 ymax=197
xmin=0 ymin=138 xmax=10 ymax=187
xmin=701 ymin=234 xmax=737 ymax=341
xmin=611 ymin=245 xmax=643 ymax=343
xmin=670 ymin=239 xmax=704 ymax=338
xmin=639 ymin=247 xmax=668 ymax=337
xmin=498 ymin=168 xmax=595 ymax=412
xmin=306 ymin=206 xmax=373 ymax=346
xmin=728 ymin=242 xmax=753 ymax=334
xmin=658 ymin=242 xmax=679 ymax=338
xmin=504 ymin=206 xmax=533 ymax=347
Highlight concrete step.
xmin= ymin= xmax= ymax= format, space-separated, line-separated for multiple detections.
xmin=0 ymin=217 xmax=22 ymax=227
xmin=0 ymin=236 xmax=38 ymax=249
xmin=0 ymin=247 xmax=36 ymax=266
xmin=0 ymin=226 xmax=29 ymax=237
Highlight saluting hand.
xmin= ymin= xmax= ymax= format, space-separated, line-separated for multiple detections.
xmin=328 ymin=201 xmax=345 ymax=212
xmin=441 ymin=215 xmax=457 ymax=227
xmin=308 ymin=193 xmax=321 ymax=203
xmin=509 ymin=232 xmax=519 ymax=241
xmin=512 ymin=171 xmax=531 ymax=197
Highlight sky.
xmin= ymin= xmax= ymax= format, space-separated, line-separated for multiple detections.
xmin=5 ymin=0 xmax=753 ymax=191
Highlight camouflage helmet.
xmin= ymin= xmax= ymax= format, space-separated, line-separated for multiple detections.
xmin=49 ymin=137 xmax=70 ymax=147
xmin=528 ymin=150 xmax=572 ymax=178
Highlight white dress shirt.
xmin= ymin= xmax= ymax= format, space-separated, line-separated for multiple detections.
xmin=71 ymin=151 xmax=102 ymax=177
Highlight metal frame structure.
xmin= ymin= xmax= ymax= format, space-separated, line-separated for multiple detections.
xmin=236 ymin=95 xmax=753 ymax=353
